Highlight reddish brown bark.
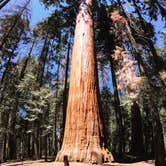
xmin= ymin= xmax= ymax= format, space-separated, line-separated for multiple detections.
xmin=56 ymin=0 xmax=113 ymax=164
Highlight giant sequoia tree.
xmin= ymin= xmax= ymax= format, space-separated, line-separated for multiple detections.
xmin=0 ymin=0 xmax=165 ymax=164
xmin=56 ymin=0 xmax=113 ymax=164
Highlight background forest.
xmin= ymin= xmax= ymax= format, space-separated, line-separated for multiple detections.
xmin=0 ymin=0 xmax=165 ymax=165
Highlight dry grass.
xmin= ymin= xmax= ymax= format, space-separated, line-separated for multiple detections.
xmin=1 ymin=160 xmax=155 ymax=166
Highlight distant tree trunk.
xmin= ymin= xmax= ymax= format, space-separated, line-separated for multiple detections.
xmin=34 ymin=139 xmax=39 ymax=160
xmin=7 ymin=107 xmax=17 ymax=160
xmin=0 ymin=113 xmax=5 ymax=162
xmin=0 ymin=0 xmax=10 ymax=10
xmin=109 ymin=56 xmax=125 ymax=155
xmin=150 ymin=97 xmax=165 ymax=166
xmin=0 ymin=108 xmax=10 ymax=162
xmin=44 ymin=135 xmax=47 ymax=162
xmin=53 ymin=61 xmax=60 ymax=155
xmin=27 ymin=134 xmax=31 ymax=158
xmin=43 ymin=101 xmax=50 ymax=161
xmin=61 ymin=35 xmax=71 ymax=144
xmin=3 ymin=133 xmax=7 ymax=161
xmin=52 ymin=99 xmax=57 ymax=156
xmin=143 ymin=103 xmax=154 ymax=156
xmin=130 ymin=101 xmax=144 ymax=155
xmin=37 ymin=37 xmax=50 ymax=86
xmin=19 ymin=40 xmax=35 ymax=79
xmin=34 ymin=122 xmax=40 ymax=160
xmin=31 ymin=135 xmax=35 ymax=159
xmin=56 ymin=0 xmax=113 ymax=164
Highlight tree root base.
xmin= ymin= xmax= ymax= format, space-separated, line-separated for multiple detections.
xmin=56 ymin=147 xmax=114 ymax=164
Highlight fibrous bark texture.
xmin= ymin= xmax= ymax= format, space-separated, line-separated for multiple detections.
xmin=56 ymin=0 xmax=113 ymax=164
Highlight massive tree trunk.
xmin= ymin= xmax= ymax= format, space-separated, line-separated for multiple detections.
xmin=56 ymin=0 xmax=113 ymax=164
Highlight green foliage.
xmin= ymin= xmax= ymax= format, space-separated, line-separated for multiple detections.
xmin=156 ymin=32 xmax=166 ymax=64
xmin=0 ymin=64 xmax=19 ymax=113
xmin=40 ymin=0 xmax=62 ymax=7
xmin=23 ymin=86 xmax=51 ymax=121
xmin=0 ymin=13 xmax=30 ymax=56
xmin=17 ymin=58 xmax=49 ymax=121
xmin=33 ymin=11 xmax=62 ymax=39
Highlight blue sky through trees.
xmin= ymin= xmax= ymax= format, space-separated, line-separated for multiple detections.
xmin=30 ymin=0 xmax=165 ymax=45
xmin=31 ymin=0 xmax=53 ymax=27
xmin=1 ymin=0 xmax=164 ymax=45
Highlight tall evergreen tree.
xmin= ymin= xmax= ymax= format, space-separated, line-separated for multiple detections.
xmin=56 ymin=0 xmax=113 ymax=163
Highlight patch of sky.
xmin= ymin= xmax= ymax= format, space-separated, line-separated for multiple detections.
xmin=0 ymin=0 xmax=55 ymax=28
xmin=31 ymin=0 xmax=55 ymax=28
xmin=19 ymin=107 xmax=27 ymax=118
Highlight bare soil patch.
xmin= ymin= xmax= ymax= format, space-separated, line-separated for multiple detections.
xmin=1 ymin=160 xmax=155 ymax=166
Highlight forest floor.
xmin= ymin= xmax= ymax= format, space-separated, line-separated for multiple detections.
xmin=1 ymin=160 xmax=155 ymax=166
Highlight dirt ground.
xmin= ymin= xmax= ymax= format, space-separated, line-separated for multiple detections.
xmin=1 ymin=160 xmax=155 ymax=166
